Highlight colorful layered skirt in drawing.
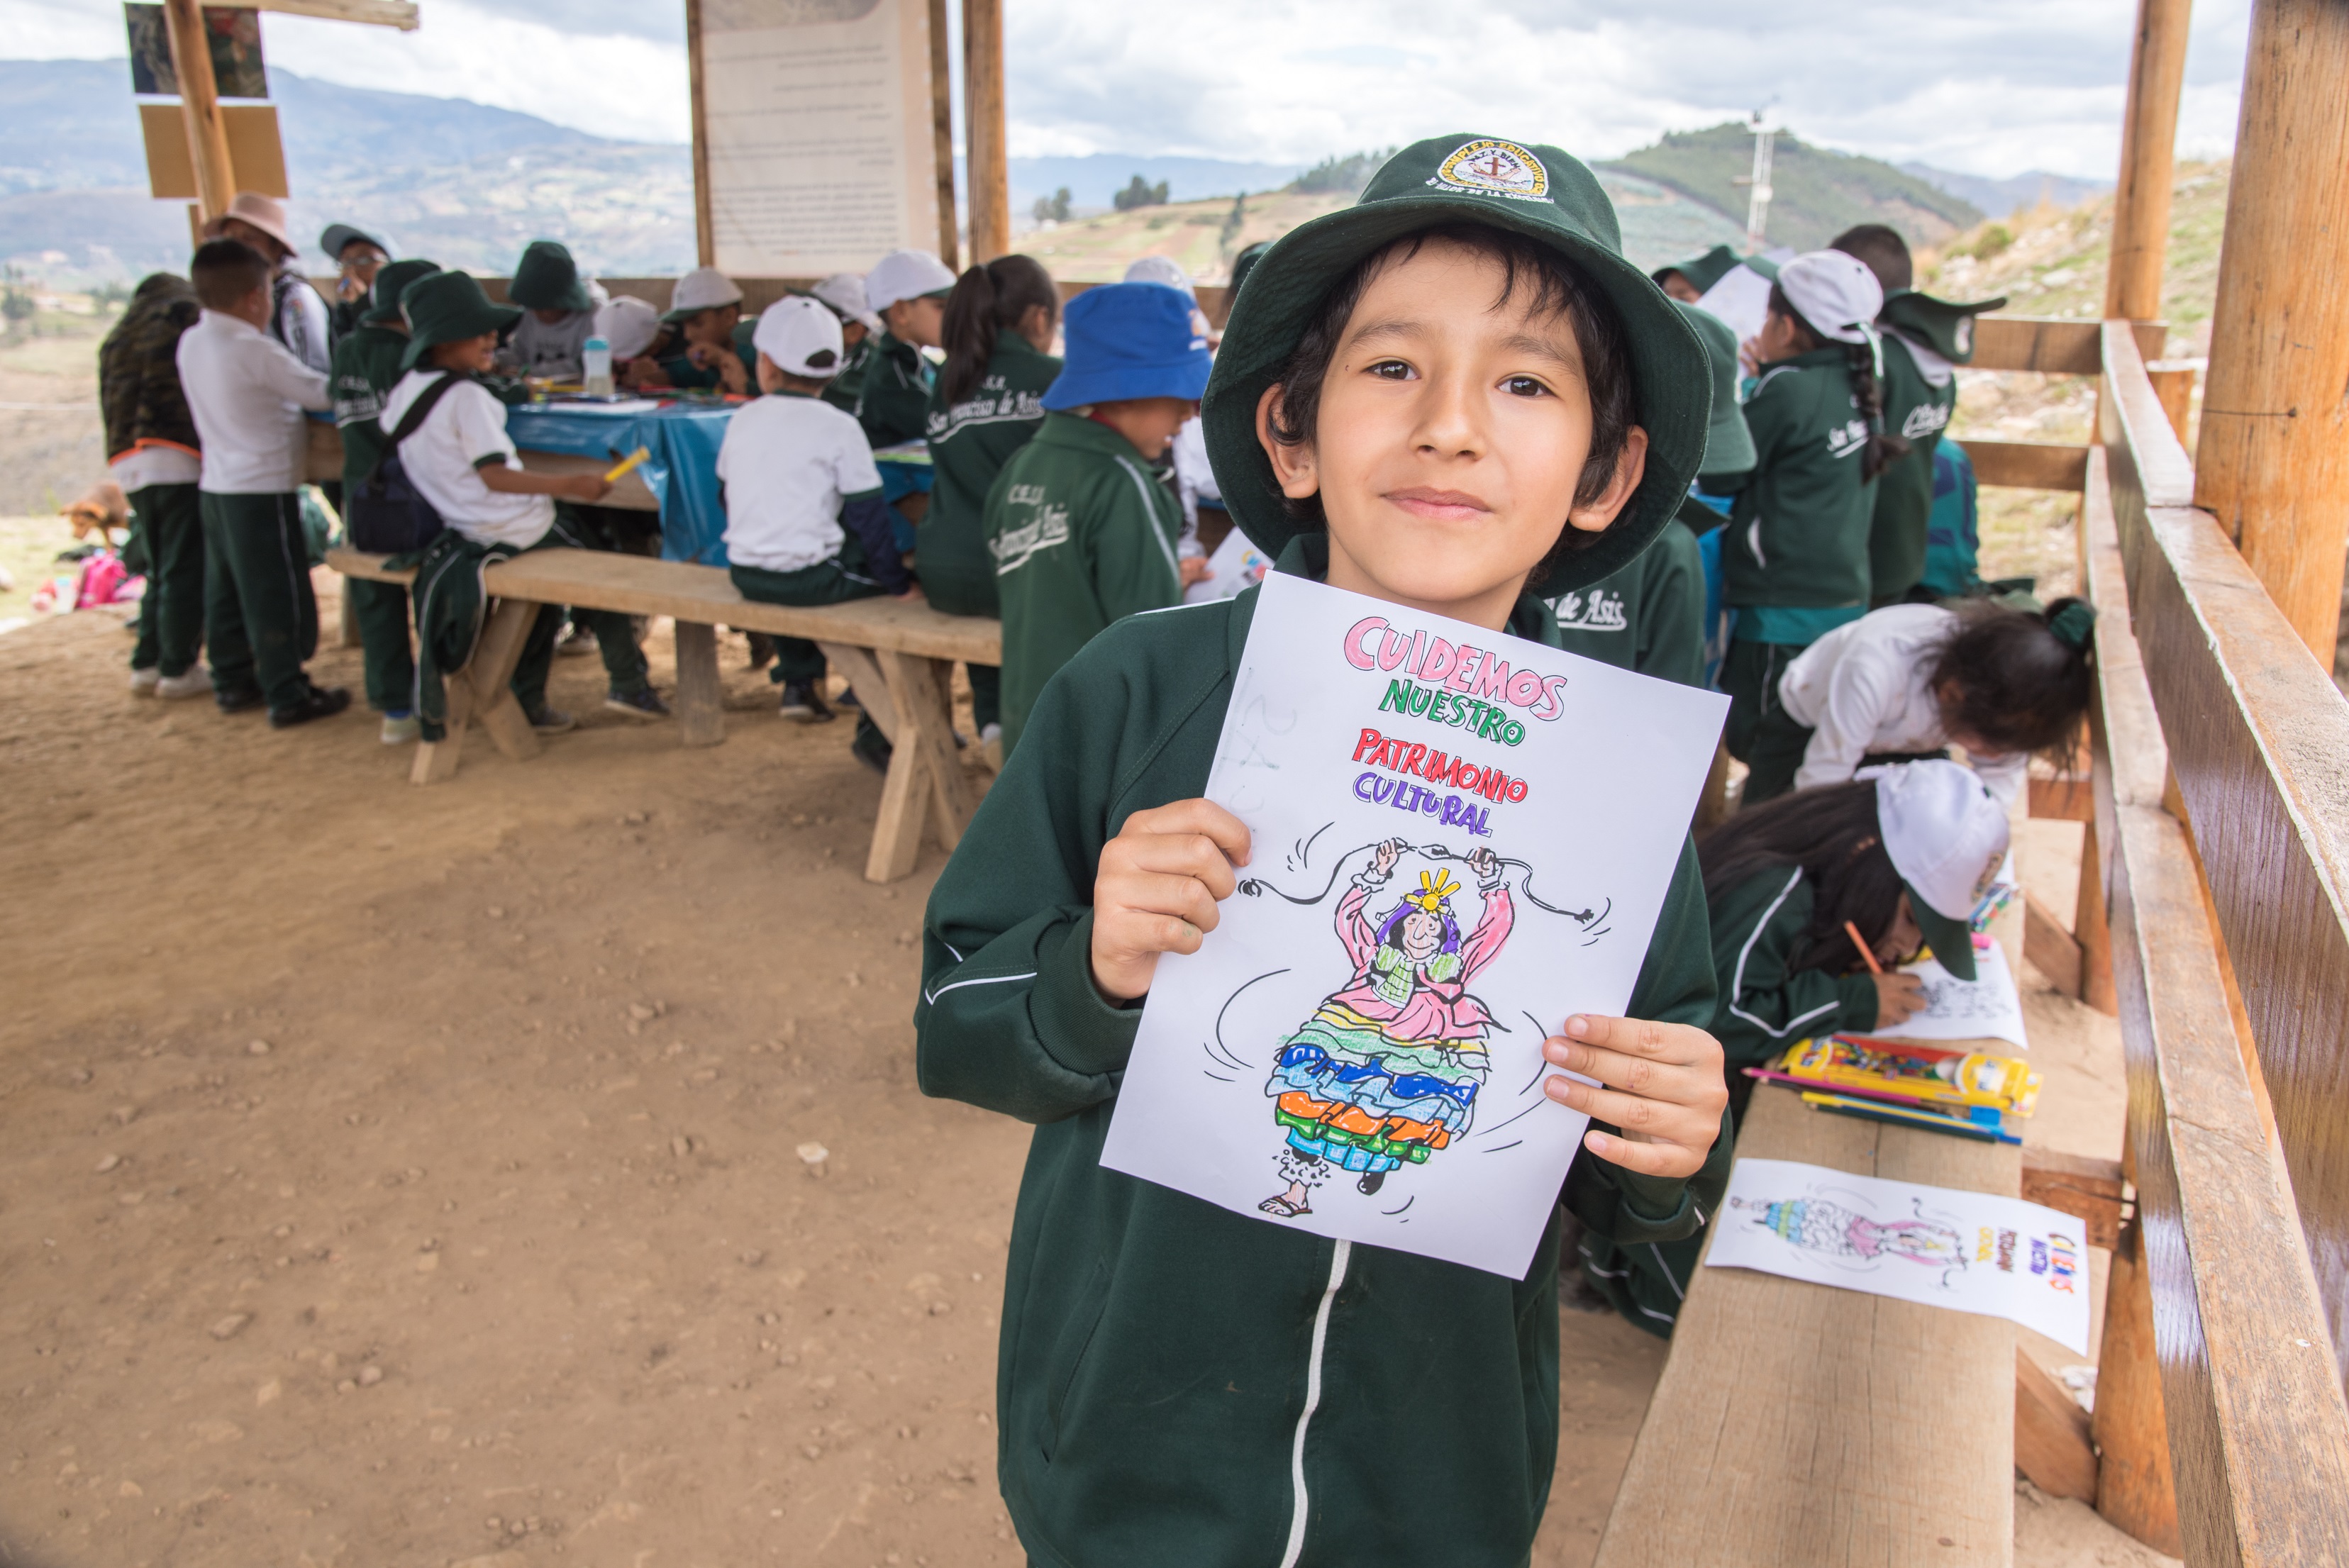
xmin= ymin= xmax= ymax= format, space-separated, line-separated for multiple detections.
xmin=1267 ymin=1002 xmax=1486 ymax=1174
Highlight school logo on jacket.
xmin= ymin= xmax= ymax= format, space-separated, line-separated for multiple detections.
xmin=1432 ymin=140 xmax=1551 ymax=203
xmin=990 ymin=501 xmax=1071 ymax=575
xmin=1901 ymin=401 xmax=1952 ymax=441
xmin=1550 ymin=586 xmax=1628 ymax=632
xmin=1825 ymin=418 xmax=1870 ymax=460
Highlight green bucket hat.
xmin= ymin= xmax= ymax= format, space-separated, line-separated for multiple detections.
xmin=398 ymin=270 xmax=523 ymax=370
xmin=1201 ymin=133 xmax=1714 ymax=594
xmin=1653 ymin=242 xmax=1743 ymax=296
xmin=1674 ymin=299 xmax=1755 ymax=481
xmin=509 ymin=239 xmax=592 ymax=313
xmin=1879 ymin=289 xmax=2009 ymax=363
xmin=364 ymin=258 xmax=441 ymax=326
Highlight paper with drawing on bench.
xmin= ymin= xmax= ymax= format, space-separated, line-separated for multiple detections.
xmin=1708 ymin=1157 xmax=2091 ymax=1352
xmin=1099 ymin=572 xmax=1728 ymax=1278
xmin=1875 ymin=939 xmax=2028 ymax=1051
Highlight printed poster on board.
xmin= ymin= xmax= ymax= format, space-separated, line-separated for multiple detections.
xmin=1706 ymin=1156 xmax=2092 ymax=1352
xmin=1100 ymin=572 xmax=1728 ymax=1278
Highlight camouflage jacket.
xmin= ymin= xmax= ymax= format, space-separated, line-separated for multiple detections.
xmin=99 ymin=274 xmax=203 ymax=460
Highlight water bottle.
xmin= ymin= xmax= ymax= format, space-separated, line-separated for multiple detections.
xmin=582 ymin=335 xmax=614 ymax=398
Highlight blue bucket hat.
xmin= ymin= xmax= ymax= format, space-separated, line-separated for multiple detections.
xmin=1040 ymin=283 xmax=1213 ymax=411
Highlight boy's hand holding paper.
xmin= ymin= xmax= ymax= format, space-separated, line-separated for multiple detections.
xmin=1089 ymin=799 xmax=1251 ymax=1002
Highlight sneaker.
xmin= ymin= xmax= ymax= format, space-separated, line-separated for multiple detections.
xmin=850 ymin=723 xmax=894 ymax=776
xmin=156 ymin=667 xmax=211 ymax=700
xmin=555 ymin=626 xmax=597 ymax=657
xmin=216 ymin=684 xmax=267 ymax=715
xmin=744 ymin=632 xmax=775 ymax=671
xmin=268 ymin=685 xmax=352 ymax=729
xmin=379 ymin=711 xmax=422 ymax=745
xmin=604 ymin=687 xmax=670 ymax=722
xmin=526 ymin=706 xmax=577 ymax=735
xmin=777 ymin=681 xmax=835 ymax=723
xmin=831 ymin=683 xmax=862 ymax=711
xmin=129 ymin=665 xmax=160 ymax=695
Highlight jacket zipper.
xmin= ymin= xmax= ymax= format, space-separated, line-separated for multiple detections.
xmin=1278 ymin=1238 xmax=1350 ymax=1568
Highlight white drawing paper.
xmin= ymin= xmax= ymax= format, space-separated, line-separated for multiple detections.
xmin=1100 ymin=572 xmax=1729 ymax=1277
xmin=1182 ymin=527 xmax=1272 ymax=605
xmin=1876 ymin=939 xmax=2029 ymax=1050
xmin=1707 ymin=1157 xmax=2091 ymax=1352
xmin=1694 ymin=261 xmax=1777 ymax=345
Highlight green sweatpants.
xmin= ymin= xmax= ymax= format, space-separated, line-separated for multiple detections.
xmin=729 ymin=540 xmax=886 ymax=688
xmin=919 ymin=561 xmax=1001 ymax=734
xmin=347 ymin=577 xmax=415 ymax=713
xmin=505 ymin=508 xmax=650 ymax=717
xmin=128 ymin=482 xmax=204 ymax=678
xmin=201 ymin=490 xmax=319 ymax=712
xmin=1718 ymin=638 xmax=1805 ymax=763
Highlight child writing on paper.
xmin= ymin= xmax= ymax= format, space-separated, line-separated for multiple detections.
xmin=1575 ymin=759 xmax=2008 ymax=1335
xmin=916 ymin=135 xmax=1732 ymax=1568
xmin=1739 ymin=597 xmax=2096 ymax=808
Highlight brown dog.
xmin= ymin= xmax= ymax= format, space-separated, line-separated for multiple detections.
xmin=62 ymin=480 xmax=129 ymax=550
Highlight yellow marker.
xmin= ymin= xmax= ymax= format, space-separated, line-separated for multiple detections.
xmin=603 ymin=445 xmax=652 ymax=484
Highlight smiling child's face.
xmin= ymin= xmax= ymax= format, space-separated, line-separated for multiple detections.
xmin=1260 ymin=235 xmax=1647 ymax=630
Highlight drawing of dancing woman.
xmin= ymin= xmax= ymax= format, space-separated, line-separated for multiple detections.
xmin=1260 ymin=838 xmax=1513 ymax=1216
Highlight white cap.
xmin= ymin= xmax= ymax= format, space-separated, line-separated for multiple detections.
xmin=594 ymin=295 xmax=662 ymax=360
xmin=753 ymin=295 xmax=845 ymax=379
xmin=864 ymin=249 xmax=957 ymax=313
xmin=810 ymin=271 xmax=882 ymax=335
xmin=667 ymin=265 xmax=743 ymax=317
xmin=1123 ymin=255 xmax=1196 ymax=296
xmin=1776 ymin=250 xmax=1884 ymax=345
xmin=1868 ymin=759 xmax=2010 ymax=980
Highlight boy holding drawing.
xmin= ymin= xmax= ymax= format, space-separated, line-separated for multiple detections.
xmin=916 ymin=136 xmax=1731 ymax=1566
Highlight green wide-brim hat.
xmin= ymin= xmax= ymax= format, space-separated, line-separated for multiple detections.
xmin=1880 ymin=289 xmax=2009 ymax=364
xmin=1201 ymin=133 xmax=1713 ymax=595
xmin=1653 ymin=242 xmax=1743 ymax=296
xmin=509 ymin=238 xmax=592 ymax=313
xmin=364 ymin=258 xmax=441 ymax=326
xmin=398 ymin=270 xmax=523 ymax=370
xmin=1673 ymin=299 xmax=1755 ymax=480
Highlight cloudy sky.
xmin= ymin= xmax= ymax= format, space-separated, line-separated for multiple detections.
xmin=11 ymin=0 xmax=2250 ymax=178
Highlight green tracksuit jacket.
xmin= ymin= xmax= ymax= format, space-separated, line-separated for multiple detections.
xmin=1723 ymin=346 xmax=1877 ymax=624
xmin=983 ymin=411 xmax=1184 ymax=755
xmin=855 ymin=331 xmax=935 ymax=450
xmin=1706 ymin=865 xmax=1880 ymax=1070
xmin=916 ymin=533 xmax=1733 ymax=1568
xmin=1867 ymin=333 xmax=1954 ymax=604
xmin=922 ymin=335 xmax=1061 ymax=617
xmin=1546 ymin=516 xmax=1706 ymax=688
xmin=823 ymin=335 xmax=872 ymax=418
xmin=330 ymin=323 xmax=407 ymax=489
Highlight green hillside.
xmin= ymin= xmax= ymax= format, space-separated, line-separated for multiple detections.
xmin=1605 ymin=123 xmax=1984 ymax=252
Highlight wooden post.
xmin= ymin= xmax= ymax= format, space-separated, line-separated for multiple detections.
xmin=162 ymin=0 xmax=236 ymax=222
xmin=2092 ymin=1224 xmax=2184 ymax=1555
xmin=2103 ymin=0 xmax=2192 ymax=321
xmin=2195 ymin=0 xmax=2349 ymax=662
xmin=962 ymin=0 xmax=1010 ymax=263
xmin=926 ymin=0 xmax=960 ymax=270
xmin=684 ymin=0 xmax=715 ymax=267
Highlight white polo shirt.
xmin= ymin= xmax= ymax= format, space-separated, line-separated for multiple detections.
xmin=174 ymin=310 xmax=331 ymax=494
xmin=1777 ymin=603 xmax=2027 ymax=806
xmin=716 ymin=391 xmax=882 ymax=574
xmin=378 ymin=369 xmax=554 ymax=549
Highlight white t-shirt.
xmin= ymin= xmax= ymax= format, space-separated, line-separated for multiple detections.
xmin=1777 ymin=603 xmax=2028 ymax=806
xmin=378 ymin=370 xmax=554 ymax=549
xmin=717 ymin=391 xmax=882 ymax=574
xmin=110 ymin=443 xmax=201 ymax=491
xmin=175 ymin=309 xmax=331 ymax=494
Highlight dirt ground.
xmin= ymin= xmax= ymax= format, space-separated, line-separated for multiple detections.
xmin=0 ymin=569 xmax=2169 ymax=1568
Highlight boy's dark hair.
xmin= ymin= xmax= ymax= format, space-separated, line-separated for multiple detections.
xmin=1828 ymin=223 xmax=1914 ymax=294
xmin=1699 ymin=780 xmax=1906 ymax=974
xmin=190 ymin=239 xmax=271 ymax=312
xmin=1262 ymin=222 xmax=1636 ymax=588
xmin=1930 ymin=596 xmax=2096 ymax=757
xmin=1767 ymin=280 xmax=1909 ymax=482
xmin=804 ymin=346 xmax=838 ymax=371
xmin=940 ymin=254 xmax=1059 ymax=405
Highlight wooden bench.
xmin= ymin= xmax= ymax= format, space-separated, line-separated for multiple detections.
xmin=326 ymin=547 xmax=1002 ymax=884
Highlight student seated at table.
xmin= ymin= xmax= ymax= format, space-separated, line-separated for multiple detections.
xmin=497 ymin=240 xmax=600 ymax=382
xmin=596 ymin=294 xmax=667 ymax=389
xmin=1577 ymin=759 xmax=2007 ymax=1335
xmin=806 ymin=272 xmax=882 ymax=416
xmin=720 ymin=296 xmax=916 ymax=770
xmin=382 ymin=270 xmax=669 ymax=731
xmin=982 ymin=281 xmax=1203 ymax=760
xmin=319 ymin=221 xmax=390 ymax=341
xmin=651 ymin=267 xmax=748 ymax=394
xmin=858 ymin=250 xmax=955 ymax=451
xmin=209 ymin=192 xmax=331 ymax=374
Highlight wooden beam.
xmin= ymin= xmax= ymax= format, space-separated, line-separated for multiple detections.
xmin=2104 ymin=0 xmax=2192 ymax=321
xmin=2194 ymin=0 xmax=2349 ymax=661
xmin=1956 ymin=438 xmax=2088 ymax=492
xmin=962 ymin=0 xmax=1009 ymax=262
xmin=2094 ymin=1227 xmax=2181 ymax=1552
xmin=251 ymin=0 xmax=418 ymax=27
xmin=2145 ymin=362 xmax=2196 ymax=447
xmin=2020 ymin=1149 xmax=2126 ymax=1250
xmin=926 ymin=0 xmax=959 ymax=270
xmin=162 ymin=0 xmax=235 ymax=222
xmin=1968 ymin=315 xmax=2167 ymax=376
xmin=684 ymin=0 xmax=714 ymax=268
xmin=2024 ymin=890 xmax=2084 ymax=998
xmin=2016 ymin=1348 xmax=2099 ymax=1503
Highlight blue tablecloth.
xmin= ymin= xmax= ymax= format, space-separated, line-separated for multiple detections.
xmin=507 ymin=402 xmax=738 ymax=565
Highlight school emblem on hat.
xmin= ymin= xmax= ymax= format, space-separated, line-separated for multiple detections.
xmin=1433 ymin=139 xmax=1551 ymax=203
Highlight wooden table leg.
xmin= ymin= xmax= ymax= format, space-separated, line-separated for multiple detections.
xmin=672 ymin=620 xmax=725 ymax=747
xmin=411 ymin=596 xmax=541 ymax=785
xmin=881 ymin=650 xmax=978 ymax=852
xmin=817 ymin=643 xmax=899 ymax=745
